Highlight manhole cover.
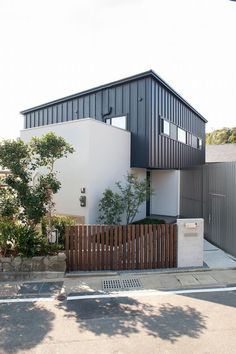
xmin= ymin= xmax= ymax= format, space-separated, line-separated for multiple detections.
xmin=102 ymin=278 xmax=142 ymax=291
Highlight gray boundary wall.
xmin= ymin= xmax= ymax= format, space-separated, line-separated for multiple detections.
xmin=180 ymin=162 xmax=236 ymax=257
xmin=177 ymin=219 xmax=204 ymax=268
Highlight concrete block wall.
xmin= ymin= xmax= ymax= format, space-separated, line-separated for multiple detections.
xmin=177 ymin=218 xmax=204 ymax=268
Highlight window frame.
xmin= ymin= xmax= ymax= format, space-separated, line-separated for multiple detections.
xmin=105 ymin=115 xmax=127 ymax=130
xmin=160 ymin=118 xmax=170 ymax=136
xmin=177 ymin=126 xmax=187 ymax=144
xmin=197 ymin=137 xmax=203 ymax=149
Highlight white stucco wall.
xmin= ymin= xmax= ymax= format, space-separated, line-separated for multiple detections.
xmin=151 ymin=170 xmax=180 ymax=217
xmin=20 ymin=118 xmax=132 ymax=223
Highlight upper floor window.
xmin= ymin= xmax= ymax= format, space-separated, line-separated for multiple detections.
xmin=197 ymin=137 xmax=202 ymax=149
xmin=177 ymin=127 xmax=187 ymax=144
xmin=192 ymin=135 xmax=202 ymax=149
xmin=106 ymin=116 xmax=126 ymax=130
xmin=160 ymin=119 xmax=170 ymax=136
xmin=187 ymin=132 xmax=192 ymax=146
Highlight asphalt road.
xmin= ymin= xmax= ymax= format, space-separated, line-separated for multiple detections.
xmin=1 ymin=289 xmax=236 ymax=354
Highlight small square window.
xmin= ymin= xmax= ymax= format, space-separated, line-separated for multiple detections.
xmin=161 ymin=119 xmax=170 ymax=136
xmin=177 ymin=127 xmax=187 ymax=144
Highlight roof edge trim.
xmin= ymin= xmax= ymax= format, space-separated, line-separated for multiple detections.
xmin=20 ymin=69 xmax=207 ymax=123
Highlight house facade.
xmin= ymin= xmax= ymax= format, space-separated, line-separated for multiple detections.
xmin=20 ymin=70 xmax=207 ymax=223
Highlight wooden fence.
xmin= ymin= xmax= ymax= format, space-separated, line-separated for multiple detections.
xmin=65 ymin=224 xmax=177 ymax=271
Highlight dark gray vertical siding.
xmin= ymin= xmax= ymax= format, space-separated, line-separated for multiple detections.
xmin=34 ymin=111 xmax=39 ymax=127
xmin=102 ymin=89 xmax=109 ymax=116
xmin=20 ymin=77 xmax=150 ymax=167
xmin=52 ymin=105 xmax=57 ymax=124
xmin=30 ymin=112 xmax=35 ymax=127
xmin=78 ymin=97 xmax=83 ymax=118
xmin=180 ymin=166 xmax=203 ymax=218
xmin=72 ymin=99 xmax=78 ymax=120
xmin=57 ymin=104 xmax=62 ymax=123
xmin=181 ymin=162 xmax=236 ymax=258
xmin=39 ymin=110 xmax=43 ymax=126
xmin=130 ymin=81 xmax=138 ymax=165
xmin=138 ymin=79 xmax=147 ymax=165
xmin=115 ymin=86 xmax=122 ymax=116
xmin=62 ymin=103 xmax=67 ymax=122
xmin=22 ymin=75 xmax=204 ymax=169
xmin=150 ymin=78 xmax=205 ymax=169
xmin=83 ymin=96 xmax=89 ymax=117
xmin=89 ymin=94 xmax=95 ymax=118
xmin=123 ymin=84 xmax=129 ymax=114
xmin=95 ymin=92 xmax=102 ymax=120
xmin=67 ymin=101 xmax=72 ymax=121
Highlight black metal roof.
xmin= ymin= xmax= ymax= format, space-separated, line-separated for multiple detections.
xmin=20 ymin=69 xmax=207 ymax=123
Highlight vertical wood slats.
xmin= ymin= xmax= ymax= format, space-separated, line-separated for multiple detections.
xmin=65 ymin=224 xmax=177 ymax=271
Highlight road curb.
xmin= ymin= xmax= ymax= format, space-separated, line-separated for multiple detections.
xmin=65 ymin=267 xmax=236 ymax=278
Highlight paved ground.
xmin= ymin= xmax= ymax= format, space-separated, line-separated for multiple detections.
xmin=204 ymin=240 xmax=236 ymax=269
xmin=1 ymin=268 xmax=236 ymax=300
xmin=1 ymin=287 xmax=236 ymax=353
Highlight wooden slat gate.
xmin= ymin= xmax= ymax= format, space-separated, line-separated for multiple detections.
xmin=65 ymin=224 xmax=177 ymax=271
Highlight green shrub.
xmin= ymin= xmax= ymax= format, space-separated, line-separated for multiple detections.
xmin=0 ymin=219 xmax=17 ymax=256
xmin=13 ymin=225 xmax=44 ymax=257
xmin=98 ymin=189 xmax=123 ymax=224
xmin=132 ymin=218 xmax=165 ymax=225
xmin=40 ymin=242 xmax=64 ymax=256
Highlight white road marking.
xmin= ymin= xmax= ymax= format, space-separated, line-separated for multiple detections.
xmin=1 ymin=286 xmax=236 ymax=304
xmin=67 ymin=286 xmax=236 ymax=301
xmin=0 ymin=297 xmax=54 ymax=304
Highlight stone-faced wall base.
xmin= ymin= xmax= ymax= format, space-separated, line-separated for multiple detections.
xmin=0 ymin=253 xmax=66 ymax=280
xmin=0 ymin=271 xmax=64 ymax=281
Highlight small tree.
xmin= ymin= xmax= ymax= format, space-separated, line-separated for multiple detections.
xmin=98 ymin=173 xmax=152 ymax=225
xmin=30 ymin=132 xmax=74 ymax=235
xmin=116 ymin=173 xmax=152 ymax=224
xmin=0 ymin=133 xmax=74 ymax=230
xmin=98 ymin=188 xmax=123 ymax=224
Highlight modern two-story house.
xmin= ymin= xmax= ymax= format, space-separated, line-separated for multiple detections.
xmin=20 ymin=70 xmax=207 ymax=223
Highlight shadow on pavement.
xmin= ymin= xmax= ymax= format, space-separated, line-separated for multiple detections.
xmin=183 ymin=290 xmax=236 ymax=309
xmin=58 ymin=297 xmax=207 ymax=342
xmin=0 ymin=303 xmax=55 ymax=353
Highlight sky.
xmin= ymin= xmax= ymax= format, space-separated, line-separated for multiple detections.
xmin=0 ymin=0 xmax=236 ymax=140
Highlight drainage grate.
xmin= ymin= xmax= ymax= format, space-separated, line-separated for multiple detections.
xmin=122 ymin=278 xmax=142 ymax=289
xmin=102 ymin=278 xmax=142 ymax=291
xmin=103 ymin=279 xmax=123 ymax=291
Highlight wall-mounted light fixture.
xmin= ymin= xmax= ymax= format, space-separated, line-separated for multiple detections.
xmin=79 ymin=195 xmax=86 ymax=207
